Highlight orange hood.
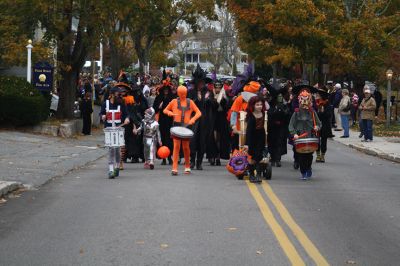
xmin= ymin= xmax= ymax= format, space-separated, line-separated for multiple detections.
xmin=177 ymin=85 xmax=187 ymax=100
xmin=243 ymin=81 xmax=261 ymax=93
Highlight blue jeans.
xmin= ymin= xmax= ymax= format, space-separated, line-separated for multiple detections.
xmin=341 ymin=114 xmax=350 ymax=137
xmin=362 ymin=119 xmax=373 ymax=140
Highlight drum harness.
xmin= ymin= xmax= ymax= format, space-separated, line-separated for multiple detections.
xmin=174 ymin=98 xmax=191 ymax=128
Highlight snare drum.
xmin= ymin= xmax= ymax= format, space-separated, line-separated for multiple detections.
xmin=170 ymin=126 xmax=194 ymax=140
xmin=104 ymin=127 xmax=125 ymax=147
xmin=294 ymin=138 xmax=319 ymax=153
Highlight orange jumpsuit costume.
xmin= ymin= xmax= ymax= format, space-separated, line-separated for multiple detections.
xmin=163 ymin=86 xmax=202 ymax=175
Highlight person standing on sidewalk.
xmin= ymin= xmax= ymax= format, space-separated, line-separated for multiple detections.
xmin=339 ymin=89 xmax=351 ymax=138
xmin=80 ymin=91 xmax=93 ymax=135
xmin=350 ymin=91 xmax=359 ymax=126
xmin=359 ymin=87 xmax=376 ymax=142
xmin=333 ymin=83 xmax=343 ymax=131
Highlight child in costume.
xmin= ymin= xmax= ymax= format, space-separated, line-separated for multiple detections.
xmin=134 ymin=107 xmax=162 ymax=170
xmin=163 ymin=86 xmax=201 ymax=175
xmin=289 ymin=90 xmax=321 ymax=180
xmin=246 ymin=96 xmax=267 ymax=183
xmin=100 ymin=87 xmax=130 ymax=179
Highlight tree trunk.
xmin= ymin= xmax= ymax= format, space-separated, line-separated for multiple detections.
xmin=110 ymin=42 xmax=121 ymax=78
xmin=57 ymin=69 xmax=78 ymax=119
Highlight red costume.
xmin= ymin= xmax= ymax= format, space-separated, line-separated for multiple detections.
xmin=163 ymin=86 xmax=201 ymax=175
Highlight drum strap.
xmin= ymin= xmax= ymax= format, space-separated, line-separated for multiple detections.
xmin=177 ymin=98 xmax=190 ymax=123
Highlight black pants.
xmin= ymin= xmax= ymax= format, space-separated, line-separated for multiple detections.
xmin=317 ymin=136 xmax=327 ymax=154
xmin=82 ymin=114 xmax=91 ymax=135
xmin=297 ymin=153 xmax=313 ymax=174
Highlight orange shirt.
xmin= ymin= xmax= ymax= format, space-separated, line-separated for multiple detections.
xmin=230 ymin=95 xmax=247 ymax=130
xmin=163 ymin=98 xmax=202 ymax=125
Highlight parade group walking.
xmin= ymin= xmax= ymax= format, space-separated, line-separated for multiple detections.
xmin=86 ymin=64 xmax=377 ymax=182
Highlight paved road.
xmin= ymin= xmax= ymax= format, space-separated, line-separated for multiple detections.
xmin=0 ymin=140 xmax=399 ymax=265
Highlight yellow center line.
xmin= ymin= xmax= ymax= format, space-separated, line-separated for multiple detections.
xmin=245 ymin=180 xmax=305 ymax=266
xmin=261 ymin=182 xmax=329 ymax=266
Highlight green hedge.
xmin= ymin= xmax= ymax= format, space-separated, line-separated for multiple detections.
xmin=0 ymin=76 xmax=50 ymax=126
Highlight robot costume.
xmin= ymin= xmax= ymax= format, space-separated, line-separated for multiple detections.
xmin=137 ymin=108 xmax=162 ymax=169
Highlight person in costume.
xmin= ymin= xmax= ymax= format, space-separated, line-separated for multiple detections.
xmin=117 ymin=83 xmax=133 ymax=169
xmin=267 ymin=90 xmax=290 ymax=167
xmin=80 ymin=91 xmax=93 ymax=135
xmin=246 ymin=96 xmax=268 ymax=183
xmin=153 ymin=77 xmax=175 ymax=165
xmin=163 ymin=85 xmax=202 ymax=175
xmin=230 ymin=81 xmax=261 ymax=149
xmin=134 ymin=107 xmax=162 ymax=170
xmin=208 ymin=80 xmax=231 ymax=165
xmin=188 ymin=64 xmax=214 ymax=170
xmin=100 ymin=87 xmax=130 ymax=179
xmin=315 ymin=86 xmax=332 ymax=163
xmin=288 ymin=89 xmax=321 ymax=180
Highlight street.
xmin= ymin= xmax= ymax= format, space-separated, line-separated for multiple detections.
xmin=1 ymin=140 xmax=399 ymax=266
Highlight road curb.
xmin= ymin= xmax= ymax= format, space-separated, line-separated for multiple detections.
xmin=0 ymin=181 xmax=22 ymax=197
xmin=347 ymin=143 xmax=400 ymax=164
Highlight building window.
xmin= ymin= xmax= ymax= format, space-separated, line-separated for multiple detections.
xmin=193 ymin=53 xmax=199 ymax=63
xmin=186 ymin=54 xmax=192 ymax=63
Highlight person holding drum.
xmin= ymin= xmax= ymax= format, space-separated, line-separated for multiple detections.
xmin=289 ymin=89 xmax=321 ymax=180
xmin=163 ymin=85 xmax=202 ymax=176
xmin=100 ymin=86 xmax=130 ymax=179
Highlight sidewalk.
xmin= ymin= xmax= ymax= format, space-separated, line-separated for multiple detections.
xmin=334 ymin=129 xmax=400 ymax=163
xmin=0 ymin=129 xmax=106 ymax=194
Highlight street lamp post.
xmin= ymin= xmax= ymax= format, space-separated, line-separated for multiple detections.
xmin=386 ymin=69 xmax=393 ymax=128
xmin=26 ymin=39 xmax=33 ymax=83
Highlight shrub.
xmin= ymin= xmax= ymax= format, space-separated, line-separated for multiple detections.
xmin=0 ymin=76 xmax=50 ymax=126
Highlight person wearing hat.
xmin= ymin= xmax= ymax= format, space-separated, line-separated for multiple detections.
xmin=289 ymin=89 xmax=321 ymax=180
xmin=338 ymin=88 xmax=351 ymax=138
xmin=188 ymin=64 xmax=214 ymax=170
xmin=267 ymin=89 xmax=290 ymax=167
xmin=100 ymin=86 xmax=130 ymax=179
xmin=332 ymin=83 xmax=343 ymax=131
xmin=359 ymin=86 xmax=376 ymax=142
xmin=153 ymin=78 xmax=175 ymax=165
xmin=208 ymin=80 xmax=231 ymax=166
xmin=315 ymin=86 xmax=332 ymax=163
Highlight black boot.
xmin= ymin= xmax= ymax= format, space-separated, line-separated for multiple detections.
xmin=196 ymin=153 xmax=204 ymax=170
xmin=276 ymin=161 xmax=281 ymax=167
xmin=293 ymin=161 xmax=300 ymax=170
xmin=196 ymin=160 xmax=203 ymax=170
xmin=161 ymin=159 xmax=166 ymax=165
xmin=210 ymin=158 xmax=215 ymax=166
xmin=255 ymin=164 xmax=263 ymax=183
xmin=248 ymin=164 xmax=257 ymax=183
xmin=190 ymin=158 xmax=195 ymax=170
xmin=216 ymin=159 xmax=221 ymax=166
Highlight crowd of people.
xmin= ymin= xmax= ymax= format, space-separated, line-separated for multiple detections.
xmin=82 ymin=64 xmax=382 ymax=182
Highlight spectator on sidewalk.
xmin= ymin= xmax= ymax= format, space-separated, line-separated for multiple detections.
xmin=332 ymin=83 xmax=343 ymax=131
xmin=80 ymin=91 xmax=93 ymax=135
xmin=350 ymin=91 xmax=359 ymax=126
xmin=339 ymin=89 xmax=351 ymax=138
xmin=359 ymin=86 xmax=376 ymax=142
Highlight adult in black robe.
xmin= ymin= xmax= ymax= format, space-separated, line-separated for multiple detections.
xmin=153 ymin=85 xmax=175 ymax=165
xmin=207 ymin=81 xmax=231 ymax=165
xmin=80 ymin=92 xmax=93 ymax=135
xmin=188 ymin=82 xmax=215 ymax=170
xmin=130 ymin=86 xmax=149 ymax=162
xmin=267 ymin=93 xmax=290 ymax=167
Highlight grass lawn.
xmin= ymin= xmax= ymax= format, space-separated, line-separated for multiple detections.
xmin=352 ymin=120 xmax=400 ymax=137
